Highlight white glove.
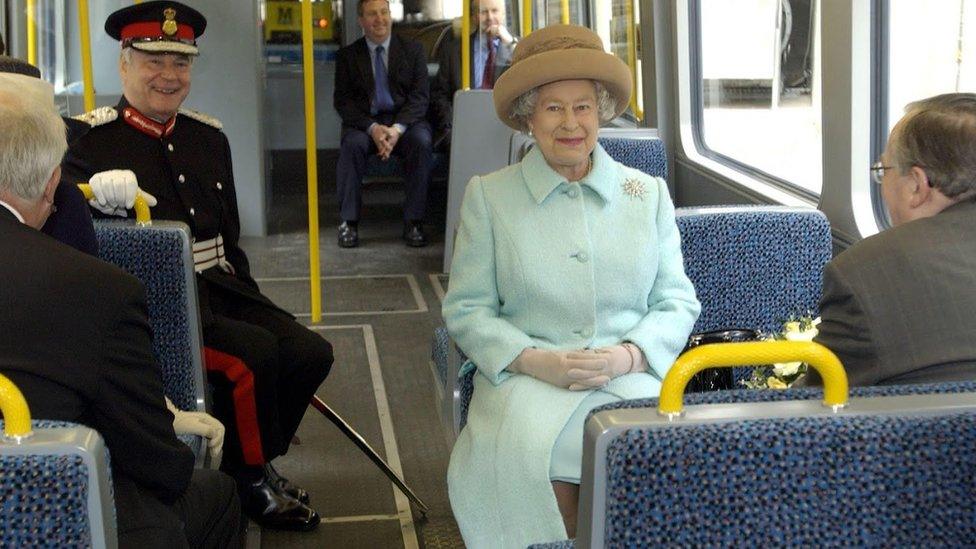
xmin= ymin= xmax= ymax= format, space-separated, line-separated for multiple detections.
xmin=165 ymin=397 xmax=225 ymax=468
xmin=88 ymin=169 xmax=158 ymax=216
xmin=568 ymin=344 xmax=648 ymax=391
xmin=508 ymin=347 xmax=611 ymax=391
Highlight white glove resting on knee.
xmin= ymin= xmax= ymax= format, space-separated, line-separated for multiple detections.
xmin=88 ymin=169 xmax=158 ymax=216
xmin=165 ymin=396 xmax=225 ymax=468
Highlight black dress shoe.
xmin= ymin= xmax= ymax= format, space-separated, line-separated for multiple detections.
xmin=338 ymin=221 xmax=359 ymax=248
xmin=264 ymin=463 xmax=310 ymax=504
xmin=240 ymin=476 xmax=320 ymax=531
xmin=403 ymin=222 xmax=427 ymax=247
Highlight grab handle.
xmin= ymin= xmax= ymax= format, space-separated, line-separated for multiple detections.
xmin=658 ymin=340 xmax=848 ymax=416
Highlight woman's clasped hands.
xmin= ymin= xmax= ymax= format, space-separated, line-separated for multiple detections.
xmin=509 ymin=344 xmax=648 ymax=391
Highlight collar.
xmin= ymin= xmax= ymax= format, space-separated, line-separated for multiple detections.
xmin=366 ymin=34 xmax=392 ymax=53
xmin=0 ymin=200 xmax=26 ymax=224
xmin=118 ymin=97 xmax=177 ymax=138
xmin=520 ymin=141 xmax=617 ymax=204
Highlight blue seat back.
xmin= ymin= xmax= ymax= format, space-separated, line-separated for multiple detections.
xmin=94 ymin=221 xmax=206 ymax=414
xmin=0 ymin=420 xmax=117 ymax=548
xmin=577 ymin=381 xmax=976 ymax=548
xmin=676 ymin=205 xmax=831 ymax=335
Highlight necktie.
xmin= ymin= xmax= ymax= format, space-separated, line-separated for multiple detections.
xmin=480 ymin=39 xmax=496 ymax=89
xmin=373 ymin=45 xmax=395 ymax=113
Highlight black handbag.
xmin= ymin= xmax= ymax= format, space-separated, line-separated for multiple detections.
xmin=681 ymin=329 xmax=761 ymax=393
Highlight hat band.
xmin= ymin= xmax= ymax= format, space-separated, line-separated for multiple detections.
xmin=515 ymin=36 xmax=602 ymax=63
xmin=120 ymin=21 xmax=195 ymax=44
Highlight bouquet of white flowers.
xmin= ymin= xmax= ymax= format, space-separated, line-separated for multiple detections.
xmin=741 ymin=316 xmax=821 ymax=389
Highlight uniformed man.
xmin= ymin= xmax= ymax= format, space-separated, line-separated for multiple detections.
xmin=64 ymin=1 xmax=332 ymax=531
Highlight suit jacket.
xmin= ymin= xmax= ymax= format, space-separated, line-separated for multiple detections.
xmin=63 ymin=98 xmax=281 ymax=326
xmin=333 ymin=34 xmax=429 ymax=133
xmin=430 ymin=31 xmax=514 ymax=136
xmin=0 ymin=207 xmax=194 ymax=532
xmin=806 ymin=199 xmax=976 ymax=386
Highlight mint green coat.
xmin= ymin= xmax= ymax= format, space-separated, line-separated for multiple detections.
xmin=443 ymin=143 xmax=701 ymax=548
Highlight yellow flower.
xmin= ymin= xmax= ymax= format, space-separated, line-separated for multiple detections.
xmin=767 ymin=377 xmax=788 ymax=389
xmin=773 ymin=361 xmax=802 ymax=377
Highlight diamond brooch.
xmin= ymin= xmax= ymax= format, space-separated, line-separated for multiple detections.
xmin=622 ymin=178 xmax=647 ymax=200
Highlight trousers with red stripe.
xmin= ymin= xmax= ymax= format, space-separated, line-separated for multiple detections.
xmin=202 ymin=283 xmax=333 ymax=474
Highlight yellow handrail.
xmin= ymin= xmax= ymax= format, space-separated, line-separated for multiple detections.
xmin=78 ymin=0 xmax=96 ymax=112
xmin=0 ymin=374 xmax=32 ymax=440
xmin=522 ymin=0 xmax=532 ymax=37
xmin=77 ymin=183 xmax=153 ymax=226
xmin=26 ymin=0 xmax=37 ymax=66
xmin=300 ymin=0 xmax=322 ymax=323
xmin=462 ymin=0 xmax=471 ymax=90
xmin=624 ymin=0 xmax=643 ymax=121
xmin=658 ymin=341 xmax=849 ymax=415
xmin=560 ymin=0 xmax=570 ymax=24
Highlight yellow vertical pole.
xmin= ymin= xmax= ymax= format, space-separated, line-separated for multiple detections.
xmin=300 ymin=0 xmax=322 ymax=322
xmin=78 ymin=0 xmax=96 ymax=112
xmin=26 ymin=0 xmax=37 ymax=65
xmin=625 ymin=0 xmax=642 ymax=120
xmin=522 ymin=0 xmax=532 ymax=36
xmin=462 ymin=0 xmax=471 ymax=89
xmin=560 ymin=0 xmax=569 ymax=24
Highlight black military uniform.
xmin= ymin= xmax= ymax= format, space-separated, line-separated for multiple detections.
xmin=63 ymin=1 xmax=331 ymax=531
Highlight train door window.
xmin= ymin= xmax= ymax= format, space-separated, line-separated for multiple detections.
xmin=886 ymin=0 xmax=976 ymax=133
xmin=593 ymin=0 xmax=641 ymax=125
xmin=692 ymin=0 xmax=822 ymax=195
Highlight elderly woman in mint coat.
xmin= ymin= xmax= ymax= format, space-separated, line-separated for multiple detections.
xmin=442 ymin=25 xmax=700 ymax=549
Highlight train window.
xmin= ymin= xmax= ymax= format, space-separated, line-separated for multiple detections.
xmin=594 ymin=0 xmax=641 ymax=124
xmin=886 ymin=0 xmax=976 ymax=133
xmin=693 ymin=0 xmax=822 ymax=195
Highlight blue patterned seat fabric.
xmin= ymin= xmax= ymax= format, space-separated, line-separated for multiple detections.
xmin=0 ymin=420 xmax=114 ymax=548
xmin=431 ymin=326 xmax=450 ymax=389
xmin=94 ymin=221 xmax=199 ymax=411
xmin=605 ymin=412 xmax=976 ymax=546
xmin=597 ymin=137 xmax=667 ymax=180
xmin=675 ymin=206 xmax=831 ymax=382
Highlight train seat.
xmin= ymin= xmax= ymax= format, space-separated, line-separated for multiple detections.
xmin=0 ymin=419 xmax=117 ymax=548
xmin=94 ymin=220 xmax=209 ymax=465
xmin=432 ymin=205 xmax=832 ymax=447
xmin=548 ymin=379 xmax=976 ymax=548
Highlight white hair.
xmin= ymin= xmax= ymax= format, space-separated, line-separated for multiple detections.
xmin=0 ymin=82 xmax=67 ymax=201
xmin=509 ymin=80 xmax=617 ymax=131
xmin=120 ymin=46 xmax=195 ymax=66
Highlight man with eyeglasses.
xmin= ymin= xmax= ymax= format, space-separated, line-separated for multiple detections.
xmin=803 ymin=92 xmax=976 ymax=387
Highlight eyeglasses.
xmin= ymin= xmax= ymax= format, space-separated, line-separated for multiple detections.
xmin=870 ymin=161 xmax=894 ymax=185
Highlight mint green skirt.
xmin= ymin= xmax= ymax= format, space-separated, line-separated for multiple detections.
xmin=548 ymin=388 xmax=625 ymax=483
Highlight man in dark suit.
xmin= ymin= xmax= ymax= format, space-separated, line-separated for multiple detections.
xmin=63 ymin=2 xmax=331 ymax=530
xmin=805 ymin=93 xmax=976 ymax=387
xmin=0 ymin=55 xmax=98 ymax=256
xmin=430 ymin=0 xmax=517 ymax=147
xmin=333 ymin=0 xmax=433 ymax=248
xmin=0 ymin=73 xmax=241 ymax=549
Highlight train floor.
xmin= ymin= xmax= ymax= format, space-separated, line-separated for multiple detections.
xmin=239 ymin=177 xmax=461 ymax=548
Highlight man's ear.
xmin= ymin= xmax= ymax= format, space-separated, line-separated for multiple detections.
xmin=907 ymin=165 xmax=932 ymax=208
xmin=42 ymin=165 xmax=61 ymax=204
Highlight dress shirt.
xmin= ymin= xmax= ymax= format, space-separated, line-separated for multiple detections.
xmin=473 ymin=33 xmax=500 ymax=89
xmin=0 ymin=200 xmax=25 ymax=224
xmin=366 ymin=35 xmax=407 ymax=136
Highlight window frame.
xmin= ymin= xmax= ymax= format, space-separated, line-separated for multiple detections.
xmin=686 ymin=0 xmax=821 ymax=202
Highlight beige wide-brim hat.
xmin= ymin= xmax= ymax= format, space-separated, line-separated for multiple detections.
xmin=493 ymin=24 xmax=632 ymax=130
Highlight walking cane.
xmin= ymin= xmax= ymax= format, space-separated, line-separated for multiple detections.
xmin=310 ymin=396 xmax=429 ymax=516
